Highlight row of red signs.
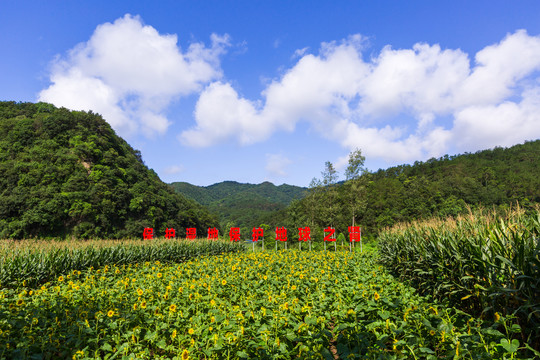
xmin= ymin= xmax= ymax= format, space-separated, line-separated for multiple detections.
xmin=143 ymin=226 xmax=361 ymax=242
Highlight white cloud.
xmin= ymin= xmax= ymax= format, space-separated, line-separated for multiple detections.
xmin=182 ymin=30 xmax=540 ymax=164
xmin=39 ymin=14 xmax=229 ymax=137
xmin=292 ymin=47 xmax=309 ymax=59
xmin=457 ymin=30 xmax=540 ymax=107
xmin=265 ymin=153 xmax=292 ymax=178
xmin=359 ymin=43 xmax=471 ymax=117
xmin=179 ymin=82 xmax=265 ymax=146
xmin=452 ymin=86 xmax=540 ymax=152
xmin=180 ymin=35 xmax=369 ymax=147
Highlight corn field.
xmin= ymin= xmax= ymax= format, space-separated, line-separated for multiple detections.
xmin=0 ymin=238 xmax=244 ymax=289
xmin=378 ymin=206 xmax=540 ymax=352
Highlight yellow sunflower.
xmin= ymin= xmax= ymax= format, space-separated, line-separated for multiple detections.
xmin=181 ymin=349 xmax=189 ymax=360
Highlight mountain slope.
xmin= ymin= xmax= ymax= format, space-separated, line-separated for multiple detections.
xmin=283 ymin=139 xmax=540 ymax=238
xmin=0 ymin=101 xmax=219 ymax=239
xmin=169 ymin=180 xmax=307 ymax=229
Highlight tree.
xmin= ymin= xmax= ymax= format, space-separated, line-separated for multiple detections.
xmin=321 ymin=161 xmax=339 ymax=228
xmin=322 ymin=161 xmax=339 ymax=186
xmin=345 ymin=149 xmax=366 ymax=181
xmin=344 ymin=149 xmax=367 ymax=228
xmin=303 ymin=177 xmax=323 ymax=240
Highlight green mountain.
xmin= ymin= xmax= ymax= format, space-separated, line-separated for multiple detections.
xmin=284 ymin=140 xmax=540 ymax=239
xmin=169 ymin=181 xmax=307 ymax=230
xmin=0 ymin=101 xmax=219 ymax=239
xmin=364 ymin=140 xmax=540 ymax=228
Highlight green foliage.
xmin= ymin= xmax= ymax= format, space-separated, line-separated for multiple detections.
xmin=0 ymin=238 xmax=244 ymax=289
xmin=170 ymin=180 xmax=307 ymax=232
xmin=344 ymin=148 xmax=366 ymax=181
xmin=0 ymin=101 xmax=219 ymax=239
xmin=1 ymin=249 xmax=529 ymax=359
xmin=378 ymin=208 xmax=540 ymax=354
xmin=286 ymin=141 xmax=540 ymax=238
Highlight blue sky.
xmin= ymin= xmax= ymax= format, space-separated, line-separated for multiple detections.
xmin=2 ymin=1 xmax=540 ymax=186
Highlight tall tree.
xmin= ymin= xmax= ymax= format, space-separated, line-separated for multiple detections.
xmin=345 ymin=149 xmax=365 ymax=181
xmin=344 ymin=149 xmax=367 ymax=228
xmin=321 ymin=161 xmax=339 ymax=228
xmin=304 ymin=177 xmax=323 ymax=238
xmin=322 ymin=161 xmax=339 ymax=186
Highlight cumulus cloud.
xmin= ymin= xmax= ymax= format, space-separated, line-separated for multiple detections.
xmin=39 ymin=14 xmax=229 ymax=137
xmin=180 ymin=35 xmax=369 ymax=147
xmin=181 ymin=30 xmax=540 ymax=164
xmin=180 ymin=82 xmax=264 ymax=146
xmin=453 ymin=86 xmax=540 ymax=152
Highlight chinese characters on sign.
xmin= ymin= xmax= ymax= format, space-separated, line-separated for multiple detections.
xmin=143 ymin=227 xmax=153 ymax=240
xmin=275 ymin=227 xmax=287 ymax=242
xmin=298 ymin=227 xmax=311 ymax=241
xmin=208 ymin=227 xmax=219 ymax=240
xmin=323 ymin=227 xmax=336 ymax=242
xmin=164 ymin=228 xmax=175 ymax=239
xmin=229 ymin=227 xmax=240 ymax=242
xmin=298 ymin=227 xmax=311 ymax=250
xmin=186 ymin=228 xmax=196 ymax=240
xmin=348 ymin=226 xmax=361 ymax=242
xmin=252 ymin=227 xmax=263 ymax=242
xmin=142 ymin=226 xmax=362 ymax=251
xmin=323 ymin=227 xmax=336 ymax=250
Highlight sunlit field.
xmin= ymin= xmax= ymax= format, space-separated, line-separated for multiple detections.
xmin=0 ymin=245 xmax=529 ymax=359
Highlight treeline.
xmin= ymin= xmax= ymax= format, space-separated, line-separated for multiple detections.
xmin=267 ymin=141 xmax=540 ymax=240
xmin=170 ymin=180 xmax=306 ymax=233
xmin=0 ymin=101 xmax=219 ymax=239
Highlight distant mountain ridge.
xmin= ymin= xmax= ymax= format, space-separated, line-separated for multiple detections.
xmin=169 ymin=180 xmax=306 ymax=229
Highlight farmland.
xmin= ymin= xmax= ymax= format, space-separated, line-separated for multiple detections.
xmin=1 ymin=238 xmax=535 ymax=359
xmin=378 ymin=206 xmax=540 ymax=357
xmin=0 ymin=238 xmax=244 ymax=289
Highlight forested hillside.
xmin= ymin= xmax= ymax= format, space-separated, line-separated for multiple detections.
xmin=279 ymin=141 xmax=540 ymax=240
xmin=169 ymin=180 xmax=306 ymax=231
xmin=0 ymin=101 xmax=219 ymax=239
xmin=364 ymin=141 xmax=540 ymax=228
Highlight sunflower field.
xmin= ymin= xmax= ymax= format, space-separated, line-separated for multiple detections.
xmin=0 ymin=247 xmax=530 ymax=359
